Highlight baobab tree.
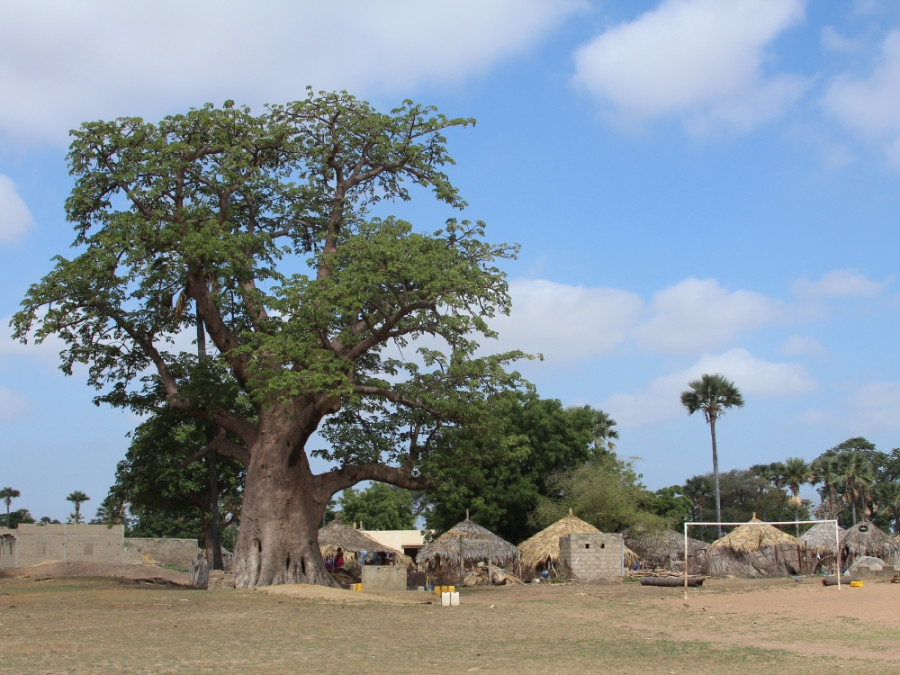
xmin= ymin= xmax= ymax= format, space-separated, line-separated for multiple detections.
xmin=13 ymin=91 xmax=526 ymax=587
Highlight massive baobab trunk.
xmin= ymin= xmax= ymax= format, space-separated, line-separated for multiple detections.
xmin=233 ymin=435 xmax=333 ymax=588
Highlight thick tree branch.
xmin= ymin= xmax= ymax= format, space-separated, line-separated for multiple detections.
xmin=316 ymin=463 xmax=429 ymax=501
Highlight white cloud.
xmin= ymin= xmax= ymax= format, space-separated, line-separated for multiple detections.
xmin=794 ymin=269 xmax=888 ymax=299
xmin=603 ymin=347 xmax=815 ymax=428
xmin=0 ymin=386 xmax=30 ymax=421
xmin=689 ymin=348 xmax=816 ymax=398
xmin=634 ymin=278 xmax=782 ymax=353
xmin=0 ymin=175 xmax=33 ymax=243
xmin=0 ymin=0 xmax=585 ymax=144
xmin=823 ymin=30 xmax=900 ymax=164
xmin=777 ymin=334 xmax=829 ymax=358
xmin=491 ymin=279 xmax=643 ymax=364
xmin=845 ymin=381 xmax=900 ymax=431
xmin=821 ymin=26 xmax=863 ymax=53
xmin=572 ymin=0 xmax=807 ymax=133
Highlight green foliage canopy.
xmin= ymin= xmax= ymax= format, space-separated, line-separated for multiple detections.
xmin=106 ymin=407 xmax=245 ymax=539
xmin=422 ymin=393 xmax=606 ymax=543
xmin=337 ymin=482 xmax=415 ymax=531
xmin=531 ymin=454 xmax=669 ymax=535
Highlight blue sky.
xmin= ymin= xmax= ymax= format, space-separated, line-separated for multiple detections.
xmin=2 ymin=0 xmax=900 ymax=522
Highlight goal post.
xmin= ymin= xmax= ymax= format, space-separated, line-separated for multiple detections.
xmin=682 ymin=519 xmax=841 ymax=599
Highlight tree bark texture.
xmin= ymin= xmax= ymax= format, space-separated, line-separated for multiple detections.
xmin=232 ymin=409 xmax=333 ymax=589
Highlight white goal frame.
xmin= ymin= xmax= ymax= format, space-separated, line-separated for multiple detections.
xmin=683 ymin=519 xmax=841 ymax=599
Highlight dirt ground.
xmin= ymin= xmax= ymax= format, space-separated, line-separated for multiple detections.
xmin=0 ymin=560 xmax=192 ymax=584
xmin=1 ymin=564 xmax=898 ymax=673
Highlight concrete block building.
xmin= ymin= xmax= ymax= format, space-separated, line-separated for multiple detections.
xmin=0 ymin=524 xmax=124 ymax=568
xmin=559 ymin=533 xmax=625 ymax=582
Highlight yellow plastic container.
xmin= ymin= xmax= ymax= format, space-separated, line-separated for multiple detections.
xmin=355 ymin=583 xmax=363 ymax=592
xmin=444 ymin=585 xmax=455 ymax=593
xmin=849 ymin=580 xmax=864 ymax=588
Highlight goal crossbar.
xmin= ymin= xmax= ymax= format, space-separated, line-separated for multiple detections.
xmin=683 ymin=519 xmax=841 ymax=599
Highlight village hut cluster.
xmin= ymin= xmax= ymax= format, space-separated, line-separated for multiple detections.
xmin=320 ymin=511 xmax=900 ymax=590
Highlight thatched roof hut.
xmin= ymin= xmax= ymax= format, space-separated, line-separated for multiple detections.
xmin=625 ymin=529 xmax=707 ymax=575
xmin=318 ymin=519 xmax=414 ymax=568
xmin=799 ymin=521 xmax=844 ymax=574
xmin=799 ymin=522 xmax=843 ymax=554
xmin=840 ymin=521 xmax=900 ymax=568
xmin=703 ymin=516 xmax=805 ymax=577
xmin=417 ymin=517 xmax=520 ymax=583
xmin=518 ymin=511 xmax=601 ymax=574
xmin=517 ymin=511 xmax=639 ymax=577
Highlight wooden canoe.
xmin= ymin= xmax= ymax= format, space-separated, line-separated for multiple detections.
xmin=639 ymin=576 xmax=705 ymax=588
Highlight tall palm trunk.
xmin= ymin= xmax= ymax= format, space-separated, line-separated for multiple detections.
xmin=709 ymin=418 xmax=722 ymax=538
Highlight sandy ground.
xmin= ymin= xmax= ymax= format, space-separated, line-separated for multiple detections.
xmin=1 ymin=568 xmax=898 ymax=672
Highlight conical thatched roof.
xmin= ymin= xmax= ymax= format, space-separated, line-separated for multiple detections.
xmin=318 ymin=519 xmax=413 ymax=567
xmin=517 ymin=511 xmax=639 ymax=573
xmin=704 ymin=516 xmax=804 ymax=578
xmin=840 ymin=521 xmax=900 ymax=567
xmin=799 ymin=522 xmax=844 ymax=553
xmin=417 ymin=518 xmax=520 ymax=573
xmin=710 ymin=516 xmax=802 ymax=554
xmin=518 ymin=512 xmax=601 ymax=571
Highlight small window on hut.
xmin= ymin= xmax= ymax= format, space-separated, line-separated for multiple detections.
xmin=601 ymin=543 xmax=605 ymax=549
xmin=584 ymin=543 xmax=590 ymax=549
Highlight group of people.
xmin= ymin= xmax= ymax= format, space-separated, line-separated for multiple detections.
xmin=325 ymin=546 xmax=397 ymax=571
xmin=363 ymin=550 xmax=395 ymax=566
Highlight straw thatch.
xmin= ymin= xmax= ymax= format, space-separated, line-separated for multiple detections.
xmin=799 ymin=522 xmax=845 ymax=574
xmin=799 ymin=522 xmax=844 ymax=554
xmin=625 ymin=529 xmax=707 ymax=575
xmin=518 ymin=512 xmax=601 ymax=572
xmin=517 ymin=511 xmax=639 ymax=577
xmin=417 ymin=517 xmax=520 ymax=582
xmin=318 ymin=519 xmax=414 ymax=568
xmin=703 ymin=516 xmax=805 ymax=577
xmin=840 ymin=521 xmax=900 ymax=568
xmin=710 ymin=517 xmax=803 ymax=553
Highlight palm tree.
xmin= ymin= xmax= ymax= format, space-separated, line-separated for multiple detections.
xmin=873 ymin=481 xmax=900 ymax=534
xmin=680 ymin=373 xmax=745 ymax=537
xmin=0 ymin=487 xmax=21 ymax=527
xmin=809 ymin=454 xmax=842 ymax=519
xmin=66 ymin=490 xmax=91 ymax=524
xmin=782 ymin=457 xmax=810 ymax=535
xmin=590 ymin=409 xmax=619 ymax=453
xmin=683 ymin=475 xmax=713 ymax=522
xmin=836 ymin=452 xmax=874 ymax=526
